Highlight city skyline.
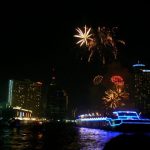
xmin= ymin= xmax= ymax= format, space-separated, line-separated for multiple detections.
xmin=1 ymin=2 xmax=150 ymax=111
xmin=1 ymin=3 xmax=150 ymax=150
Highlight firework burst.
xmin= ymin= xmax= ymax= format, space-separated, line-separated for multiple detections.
xmin=74 ymin=25 xmax=125 ymax=63
xmin=102 ymin=89 xmax=122 ymax=109
xmin=74 ymin=25 xmax=93 ymax=47
xmin=93 ymin=75 xmax=103 ymax=85
xmin=111 ymin=75 xmax=124 ymax=86
xmin=102 ymin=88 xmax=129 ymax=109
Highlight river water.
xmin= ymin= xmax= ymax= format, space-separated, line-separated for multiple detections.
xmin=78 ymin=127 xmax=121 ymax=150
xmin=0 ymin=124 xmax=150 ymax=149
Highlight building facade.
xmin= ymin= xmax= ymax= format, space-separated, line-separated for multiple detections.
xmin=8 ymin=79 xmax=43 ymax=117
xmin=131 ymin=63 xmax=150 ymax=114
xmin=46 ymin=74 xmax=68 ymax=121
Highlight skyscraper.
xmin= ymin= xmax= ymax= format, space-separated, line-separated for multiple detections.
xmin=8 ymin=79 xmax=43 ymax=117
xmin=131 ymin=62 xmax=150 ymax=114
xmin=46 ymin=69 xmax=68 ymax=121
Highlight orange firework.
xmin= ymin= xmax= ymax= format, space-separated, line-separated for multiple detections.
xmin=93 ymin=75 xmax=103 ymax=85
xmin=102 ymin=88 xmax=129 ymax=109
xmin=74 ymin=25 xmax=125 ymax=64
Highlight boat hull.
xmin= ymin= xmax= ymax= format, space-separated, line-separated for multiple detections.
xmin=76 ymin=119 xmax=150 ymax=132
xmin=76 ymin=111 xmax=150 ymax=132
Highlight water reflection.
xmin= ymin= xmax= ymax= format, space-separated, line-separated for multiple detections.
xmin=1 ymin=125 xmax=150 ymax=150
xmin=78 ymin=127 xmax=122 ymax=150
xmin=0 ymin=127 xmax=44 ymax=149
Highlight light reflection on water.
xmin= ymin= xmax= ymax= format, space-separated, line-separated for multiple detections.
xmin=0 ymin=126 xmax=122 ymax=150
xmin=1 ymin=126 xmax=149 ymax=150
xmin=78 ymin=127 xmax=122 ymax=150
xmin=0 ymin=127 xmax=44 ymax=150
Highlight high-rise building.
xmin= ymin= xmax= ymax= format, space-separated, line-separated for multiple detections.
xmin=131 ymin=62 xmax=150 ymax=114
xmin=46 ymin=69 xmax=68 ymax=121
xmin=8 ymin=79 xmax=43 ymax=117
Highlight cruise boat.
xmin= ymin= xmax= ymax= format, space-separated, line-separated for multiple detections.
xmin=76 ymin=111 xmax=150 ymax=131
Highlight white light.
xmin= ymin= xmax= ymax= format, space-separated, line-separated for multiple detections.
xmin=142 ymin=69 xmax=150 ymax=72
xmin=8 ymin=80 xmax=13 ymax=106
xmin=133 ymin=64 xmax=145 ymax=67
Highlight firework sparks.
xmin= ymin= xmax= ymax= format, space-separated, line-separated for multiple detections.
xmin=102 ymin=89 xmax=122 ymax=109
xmin=74 ymin=25 xmax=93 ymax=47
xmin=111 ymin=75 xmax=124 ymax=86
xmin=96 ymin=26 xmax=125 ymax=60
xmin=93 ymin=75 xmax=103 ymax=85
xmin=102 ymin=88 xmax=129 ymax=109
xmin=74 ymin=25 xmax=125 ymax=63
xmin=118 ymin=89 xmax=129 ymax=100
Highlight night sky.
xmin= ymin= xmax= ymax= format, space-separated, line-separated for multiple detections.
xmin=1 ymin=2 xmax=150 ymax=112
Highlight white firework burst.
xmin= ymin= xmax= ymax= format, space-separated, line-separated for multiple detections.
xmin=74 ymin=25 xmax=93 ymax=47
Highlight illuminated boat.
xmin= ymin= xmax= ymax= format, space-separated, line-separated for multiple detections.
xmin=76 ymin=111 xmax=150 ymax=131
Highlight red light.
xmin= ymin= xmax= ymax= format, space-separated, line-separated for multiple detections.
xmin=111 ymin=75 xmax=124 ymax=86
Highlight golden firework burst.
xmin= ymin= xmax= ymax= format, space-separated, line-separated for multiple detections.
xmin=74 ymin=25 xmax=93 ymax=47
